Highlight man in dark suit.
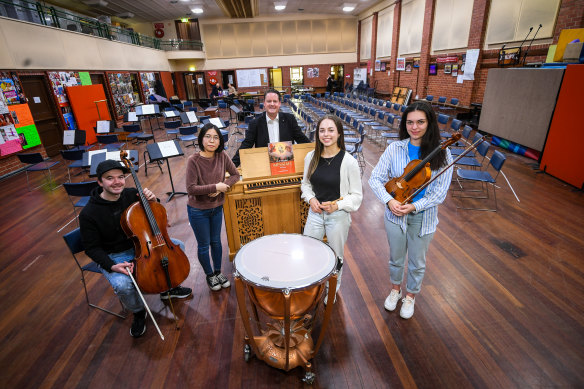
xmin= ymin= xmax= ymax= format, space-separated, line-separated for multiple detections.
xmin=232 ymin=89 xmax=310 ymax=166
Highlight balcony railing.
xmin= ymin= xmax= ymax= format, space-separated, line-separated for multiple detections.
xmin=0 ymin=0 xmax=203 ymax=52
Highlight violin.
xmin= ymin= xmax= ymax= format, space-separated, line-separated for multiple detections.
xmin=119 ymin=151 xmax=190 ymax=294
xmin=385 ymin=134 xmax=461 ymax=204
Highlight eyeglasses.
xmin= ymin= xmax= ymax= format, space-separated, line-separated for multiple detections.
xmin=204 ymin=134 xmax=220 ymax=141
xmin=406 ymin=120 xmax=427 ymax=127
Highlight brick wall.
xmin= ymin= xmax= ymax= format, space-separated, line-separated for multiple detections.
xmin=0 ymin=145 xmax=48 ymax=178
xmin=363 ymin=0 xmax=583 ymax=105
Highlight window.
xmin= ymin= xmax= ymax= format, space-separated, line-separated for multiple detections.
xmin=398 ymin=0 xmax=425 ymax=56
xmin=360 ymin=16 xmax=373 ymax=60
xmin=290 ymin=67 xmax=304 ymax=86
xmin=376 ymin=6 xmax=395 ymax=59
xmin=486 ymin=0 xmax=560 ymax=44
xmin=431 ymin=0 xmax=473 ymax=52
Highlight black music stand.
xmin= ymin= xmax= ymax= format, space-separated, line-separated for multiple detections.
xmin=180 ymin=111 xmax=199 ymax=125
xmin=144 ymin=140 xmax=186 ymax=202
xmin=230 ymin=104 xmax=243 ymax=133
xmin=136 ymin=104 xmax=161 ymax=136
xmin=86 ymin=150 xmax=139 ymax=176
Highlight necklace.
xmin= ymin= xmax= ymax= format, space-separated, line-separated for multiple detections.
xmin=322 ymin=152 xmax=339 ymax=166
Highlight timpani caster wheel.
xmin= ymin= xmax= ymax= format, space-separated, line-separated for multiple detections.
xmin=302 ymin=371 xmax=316 ymax=385
xmin=243 ymin=344 xmax=252 ymax=362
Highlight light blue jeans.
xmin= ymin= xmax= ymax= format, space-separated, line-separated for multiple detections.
xmin=99 ymin=239 xmax=185 ymax=313
xmin=384 ymin=213 xmax=434 ymax=295
xmin=303 ymin=208 xmax=351 ymax=292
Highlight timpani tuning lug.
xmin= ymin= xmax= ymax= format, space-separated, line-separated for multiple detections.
xmin=243 ymin=344 xmax=252 ymax=362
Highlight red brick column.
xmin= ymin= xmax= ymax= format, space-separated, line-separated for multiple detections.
xmin=371 ymin=12 xmax=378 ymax=71
xmin=468 ymin=0 xmax=491 ymax=104
xmin=417 ymin=0 xmax=436 ymax=98
xmin=390 ymin=1 xmax=402 ymax=91
xmin=357 ymin=19 xmax=362 ymax=64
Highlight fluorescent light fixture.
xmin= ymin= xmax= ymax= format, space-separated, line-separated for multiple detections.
xmin=274 ymin=2 xmax=286 ymax=11
xmin=343 ymin=3 xmax=356 ymax=12
xmin=191 ymin=7 xmax=203 ymax=13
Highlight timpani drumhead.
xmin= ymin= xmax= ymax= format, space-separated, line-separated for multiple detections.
xmin=235 ymin=234 xmax=336 ymax=290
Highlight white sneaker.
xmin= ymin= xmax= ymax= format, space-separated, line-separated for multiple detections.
xmin=384 ymin=289 xmax=402 ymax=311
xmin=400 ymin=296 xmax=415 ymax=319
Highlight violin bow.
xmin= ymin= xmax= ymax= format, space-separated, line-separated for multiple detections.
xmin=401 ymin=135 xmax=486 ymax=205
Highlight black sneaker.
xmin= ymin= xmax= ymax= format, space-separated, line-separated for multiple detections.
xmin=214 ymin=271 xmax=231 ymax=288
xmin=130 ymin=310 xmax=147 ymax=338
xmin=206 ymin=274 xmax=221 ymax=291
xmin=160 ymin=286 xmax=192 ymax=300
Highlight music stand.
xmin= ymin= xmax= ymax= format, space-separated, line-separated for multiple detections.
xmin=136 ymin=104 xmax=161 ymax=135
xmin=86 ymin=150 xmax=139 ymax=177
xmin=144 ymin=140 xmax=186 ymax=202
xmin=180 ymin=111 xmax=198 ymax=125
xmin=230 ymin=104 xmax=242 ymax=130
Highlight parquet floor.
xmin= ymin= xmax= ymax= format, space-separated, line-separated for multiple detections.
xmin=0 ymin=114 xmax=582 ymax=388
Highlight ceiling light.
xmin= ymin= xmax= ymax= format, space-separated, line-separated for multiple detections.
xmin=275 ymin=5 xmax=285 ymax=10
xmin=343 ymin=3 xmax=356 ymax=12
xmin=191 ymin=7 xmax=203 ymax=13
xmin=181 ymin=17 xmax=189 ymax=22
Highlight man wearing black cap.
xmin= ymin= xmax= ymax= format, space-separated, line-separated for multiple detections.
xmin=79 ymin=160 xmax=192 ymax=338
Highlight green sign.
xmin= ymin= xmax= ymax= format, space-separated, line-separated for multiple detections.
xmin=79 ymin=72 xmax=92 ymax=86
xmin=17 ymin=124 xmax=41 ymax=149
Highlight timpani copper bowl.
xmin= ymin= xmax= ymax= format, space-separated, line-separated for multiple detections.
xmin=234 ymin=234 xmax=340 ymax=384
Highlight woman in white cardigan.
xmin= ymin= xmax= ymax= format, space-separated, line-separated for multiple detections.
xmin=301 ymin=115 xmax=363 ymax=303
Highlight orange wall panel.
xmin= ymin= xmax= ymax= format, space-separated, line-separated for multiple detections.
xmin=540 ymin=65 xmax=584 ymax=189
xmin=67 ymin=84 xmax=111 ymax=145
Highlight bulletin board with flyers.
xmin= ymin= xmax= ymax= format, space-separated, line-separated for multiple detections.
xmin=140 ymin=72 xmax=158 ymax=100
xmin=108 ymin=72 xmax=137 ymax=118
xmin=0 ymin=73 xmax=41 ymax=157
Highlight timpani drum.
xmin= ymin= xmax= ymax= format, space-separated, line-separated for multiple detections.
xmin=234 ymin=234 xmax=340 ymax=384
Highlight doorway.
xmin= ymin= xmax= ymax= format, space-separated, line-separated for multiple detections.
xmin=19 ymin=75 xmax=63 ymax=157
xmin=330 ymin=65 xmax=344 ymax=92
xmin=269 ymin=68 xmax=283 ymax=90
xmin=222 ymin=71 xmax=235 ymax=89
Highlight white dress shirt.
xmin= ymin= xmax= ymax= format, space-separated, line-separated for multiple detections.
xmin=266 ymin=113 xmax=280 ymax=143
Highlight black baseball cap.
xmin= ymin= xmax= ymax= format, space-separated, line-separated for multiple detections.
xmin=96 ymin=159 xmax=130 ymax=179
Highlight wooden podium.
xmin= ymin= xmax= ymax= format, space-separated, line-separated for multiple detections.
xmin=224 ymin=143 xmax=314 ymax=260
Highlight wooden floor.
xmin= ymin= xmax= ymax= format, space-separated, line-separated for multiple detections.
xmin=1 ymin=115 xmax=583 ymax=388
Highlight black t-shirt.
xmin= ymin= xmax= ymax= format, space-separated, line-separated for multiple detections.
xmin=310 ymin=151 xmax=344 ymax=202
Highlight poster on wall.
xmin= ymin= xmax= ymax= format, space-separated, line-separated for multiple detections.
xmin=444 ymin=64 xmax=452 ymax=74
xmin=405 ymin=62 xmax=413 ymax=72
xmin=452 ymin=64 xmax=459 ymax=76
xmin=307 ymin=68 xmax=320 ymax=78
xmin=0 ymin=91 xmax=8 ymax=114
xmin=9 ymin=103 xmax=35 ymax=128
xmin=0 ymin=124 xmax=23 ymax=156
xmin=0 ymin=78 xmax=19 ymax=104
xmin=375 ymin=60 xmax=381 ymax=72
xmin=396 ymin=58 xmax=406 ymax=71
xmin=353 ymin=68 xmax=367 ymax=88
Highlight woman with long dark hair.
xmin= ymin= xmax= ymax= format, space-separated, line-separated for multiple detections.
xmin=301 ymin=115 xmax=363 ymax=304
xmin=368 ymin=102 xmax=453 ymax=319
xmin=186 ymin=123 xmax=240 ymax=291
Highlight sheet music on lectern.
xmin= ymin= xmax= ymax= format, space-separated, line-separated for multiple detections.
xmin=158 ymin=140 xmax=180 ymax=158
xmin=63 ymin=130 xmax=75 ymax=145
xmin=140 ymin=105 xmax=157 ymax=115
xmin=96 ymin=120 xmax=111 ymax=133
xmin=180 ymin=111 xmax=198 ymax=124
xmin=209 ymin=117 xmax=225 ymax=128
xmin=87 ymin=149 xmax=106 ymax=165
xmin=127 ymin=112 xmax=138 ymax=122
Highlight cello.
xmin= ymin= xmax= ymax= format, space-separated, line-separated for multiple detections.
xmin=119 ymin=151 xmax=190 ymax=294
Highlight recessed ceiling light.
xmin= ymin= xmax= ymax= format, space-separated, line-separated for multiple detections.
xmin=191 ymin=7 xmax=203 ymax=13
xmin=343 ymin=3 xmax=356 ymax=12
xmin=274 ymin=2 xmax=286 ymax=11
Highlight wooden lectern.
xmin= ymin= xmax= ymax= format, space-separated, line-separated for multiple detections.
xmin=224 ymin=143 xmax=314 ymax=260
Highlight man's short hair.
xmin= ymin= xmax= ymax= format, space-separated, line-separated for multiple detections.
xmin=264 ymin=89 xmax=281 ymax=101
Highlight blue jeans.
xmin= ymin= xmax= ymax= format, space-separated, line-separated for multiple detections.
xmin=303 ymin=208 xmax=351 ymax=292
xmin=99 ymin=239 xmax=184 ymax=313
xmin=384 ymin=213 xmax=434 ymax=294
xmin=187 ymin=205 xmax=224 ymax=276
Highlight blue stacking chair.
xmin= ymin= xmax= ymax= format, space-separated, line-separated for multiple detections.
xmin=63 ymin=228 xmax=126 ymax=318
xmin=17 ymin=152 xmax=60 ymax=191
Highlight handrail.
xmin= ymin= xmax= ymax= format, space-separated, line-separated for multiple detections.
xmin=0 ymin=0 xmax=203 ymax=52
